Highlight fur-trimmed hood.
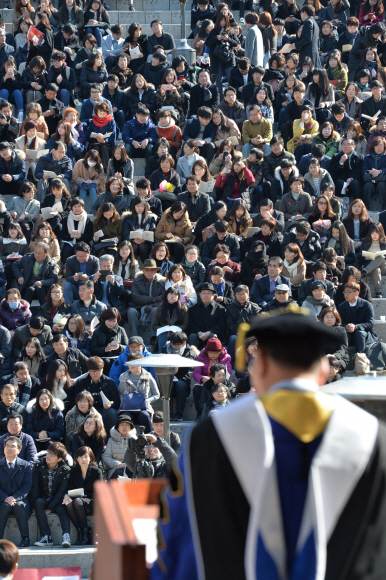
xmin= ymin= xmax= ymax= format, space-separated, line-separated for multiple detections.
xmin=34 ymin=448 xmax=74 ymax=466
xmin=274 ymin=165 xmax=299 ymax=194
xmin=2 ymin=237 xmax=27 ymax=245
xmin=109 ymin=426 xmax=138 ymax=443
xmin=26 ymin=398 xmax=65 ymax=413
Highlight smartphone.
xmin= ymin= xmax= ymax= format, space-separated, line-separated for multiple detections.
xmin=110 ymin=340 xmax=118 ymax=347
xmin=303 ymin=67 xmax=308 ymax=74
xmin=99 ymin=269 xmax=110 ymax=282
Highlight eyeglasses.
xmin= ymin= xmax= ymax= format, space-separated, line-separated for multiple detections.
xmin=89 ymin=369 xmax=101 ymax=374
xmin=214 ymin=390 xmax=227 ymax=395
xmin=343 ymin=290 xmax=356 ymax=295
xmin=5 ymin=445 xmax=17 ymax=449
xmin=51 ymin=291 xmax=61 ymax=295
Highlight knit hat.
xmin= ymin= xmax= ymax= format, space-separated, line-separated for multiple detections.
xmin=206 ymin=337 xmax=223 ymax=351
xmin=310 ymin=280 xmax=327 ymax=291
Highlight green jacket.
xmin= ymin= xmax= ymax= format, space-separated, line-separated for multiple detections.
xmin=312 ymin=134 xmax=340 ymax=158
xmin=242 ymin=117 xmax=272 ymax=145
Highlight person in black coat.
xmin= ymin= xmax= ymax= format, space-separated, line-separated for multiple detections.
xmin=29 ymin=442 xmax=71 ymax=547
xmin=360 ymin=81 xmax=386 ymax=133
xmin=297 ymin=261 xmax=336 ymax=304
xmin=137 ymin=53 xmax=168 ymax=89
xmin=26 ymin=389 xmax=65 ymax=451
xmin=291 ymin=6 xmax=321 ymax=68
xmin=37 ymin=88 xmax=65 ymax=137
xmin=27 ymin=14 xmax=54 ymax=70
xmin=201 ymin=222 xmax=240 ymax=266
xmin=0 ymin=384 xmax=27 ymax=436
xmin=189 ymin=70 xmax=220 ymax=116
xmin=243 ymin=220 xmax=283 ymax=258
xmin=191 ymin=0 xmax=216 ymax=33
xmin=46 ymin=336 xmax=88 ymax=379
xmin=181 ymin=113 xmax=216 ymax=164
xmin=71 ymin=416 xmax=106 ymax=464
xmin=229 ymin=62 xmax=253 ymax=94
xmin=147 ymin=21 xmax=175 ymax=54
xmin=207 ymin=267 xmax=235 ymax=306
xmin=250 ymin=257 xmax=291 ymax=307
xmin=225 ymin=286 xmax=260 ymax=362
xmin=338 ymin=289 xmax=377 ymax=352
xmin=89 ymin=308 xmax=128 ymax=374
xmin=123 ymin=27 xmax=148 ymax=75
xmin=240 ymin=69 xmax=275 ymax=106
xmin=319 ymin=307 xmax=349 ymax=372
xmin=329 ymin=141 xmax=363 ymax=198
xmin=54 ymin=25 xmax=80 ymax=68
xmin=240 ymin=240 xmax=268 ymax=286
xmin=72 ymin=356 xmax=120 ymax=432
xmin=63 ymin=446 xmax=103 ymax=545
xmin=40 ymin=184 xmax=72 ymax=243
xmin=125 ymin=76 xmax=156 ymax=120
xmin=177 ymin=177 xmax=211 ymax=225
xmin=282 ymin=222 xmax=322 ymax=262
xmin=205 ymin=16 xmax=239 ymax=99
xmin=0 ymin=440 xmax=32 ymax=547
xmin=348 ymin=23 xmax=386 ymax=81
xmin=46 ymin=52 xmax=76 ymax=107
xmin=252 ymin=202 xmax=285 ymax=233
xmin=187 ymin=282 xmax=227 ymax=348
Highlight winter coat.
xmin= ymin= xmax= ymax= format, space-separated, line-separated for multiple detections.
xmin=192 ymin=347 xmax=232 ymax=384
xmin=109 ymin=64 xmax=133 ymax=92
xmin=293 ymin=16 xmax=321 ymax=68
xmin=155 ymin=208 xmax=194 ymax=247
xmin=125 ymin=87 xmax=156 ymax=119
xmin=35 ymin=152 xmax=72 ymax=184
xmin=7 ymin=196 xmax=40 ymax=222
xmin=0 ymin=326 xmax=11 ymax=379
xmin=187 ymin=300 xmax=227 ymax=343
xmin=217 ymin=99 xmax=246 ymax=130
xmin=338 ymin=297 xmax=377 ymax=345
xmin=86 ymin=117 xmax=116 ymax=151
xmin=177 ymin=191 xmax=211 ymax=222
xmin=150 ymin=167 xmax=180 ymax=197
xmin=182 ymin=117 xmax=216 ymax=143
xmin=0 ymin=431 xmax=36 ymax=465
xmin=67 ymin=463 xmax=102 ymax=500
xmin=0 ymin=299 xmax=31 ymax=332
xmin=227 ymin=216 xmax=254 ymax=239
xmin=11 ymin=324 xmax=53 ymax=362
xmin=0 ymin=150 xmax=26 ymax=183
xmin=102 ymin=85 xmax=127 ymax=114
xmin=201 ymin=232 xmax=240 ymax=266
xmin=147 ymin=31 xmax=175 ymax=53
xmin=71 ymin=432 xmax=105 ymax=464
xmin=205 ymin=27 xmax=239 ymax=75
xmin=155 ymin=122 xmax=183 ymax=150
xmin=46 ymin=63 xmax=75 ymax=94
xmin=137 ymin=61 xmax=168 ymax=88
xmin=179 ymin=258 xmax=206 ymax=292
xmin=245 ymin=24 xmax=264 ymax=67
xmin=282 ymin=226 xmax=322 ymax=261
xmin=304 ymin=83 xmax=335 ymax=110
xmin=279 ymin=191 xmax=314 ymax=222
xmin=176 ymin=153 xmax=205 ymax=185
xmin=189 ymin=83 xmax=220 ymax=116
xmin=242 ymin=117 xmax=272 ymax=146
xmin=89 ymin=323 xmax=128 ymax=358
xmin=61 ymin=215 xmax=94 ymax=247
xmin=226 ymin=300 xmax=261 ymax=336
xmin=73 ymin=373 xmax=120 ymax=413
xmin=152 ymin=302 xmax=189 ymax=334
xmin=29 ymin=458 xmax=70 ymax=511
xmin=304 ymin=168 xmax=335 ymax=195
xmin=109 ymin=344 xmax=156 ymax=387
xmin=26 ymin=404 xmax=64 ymax=442
xmin=102 ymin=426 xmax=138 ymax=477
xmin=348 ymin=25 xmax=386 ymax=74
xmin=29 ymin=237 xmax=60 ymax=264
xmin=122 ymin=117 xmax=157 ymax=146
xmin=312 ymin=134 xmax=341 ymax=158
xmin=91 ymin=187 xmax=130 ymax=216
xmin=46 ymin=347 xmax=88 ymax=380
xmin=287 ymin=118 xmax=319 ymax=153
xmin=155 ymin=86 xmax=186 ymax=128
xmin=122 ymin=211 xmax=156 ymax=244
xmin=26 ymin=23 xmax=54 ymax=69
xmin=213 ymin=118 xmax=241 ymax=147
xmin=329 ymin=150 xmax=364 ymax=183
xmin=337 ymin=96 xmax=362 ymax=123
xmin=21 ymin=67 xmax=47 ymax=94
xmin=71 ymin=158 xmax=105 ymax=190
xmin=263 ymin=150 xmax=296 ymax=184
xmin=218 ymin=168 xmax=255 ymax=209
xmin=0 ymin=238 xmax=29 ymax=259
xmin=70 ymin=295 xmax=107 ymax=325
xmin=20 ymin=115 xmax=49 ymax=142
xmin=244 ymin=229 xmax=283 ymax=259
xmin=57 ymin=4 xmax=84 ymax=29
xmin=79 ymin=96 xmax=113 ymax=125
xmin=131 ymin=273 xmax=165 ymax=309
xmin=0 ymin=401 xmax=27 ymax=435
xmin=281 ymin=259 xmax=307 ymax=286
xmin=12 ymin=253 xmax=59 ymax=295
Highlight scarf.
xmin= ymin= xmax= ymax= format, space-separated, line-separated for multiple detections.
xmin=305 ymin=295 xmax=331 ymax=307
xmin=166 ymin=341 xmax=185 ymax=356
xmin=284 ymin=258 xmax=299 ymax=276
xmin=23 ymin=135 xmax=37 ymax=151
xmin=66 ymin=330 xmax=79 ymax=349
xmin=212 ymin=280 xmax=225 ymax=296
xmin=100 ymin=322 xmax=119 ymax=339
xmin=356 ymin=81 xmax=369 ymax=91
xmin=15 ymin=374 xmax=32 ymax=407
xmin=70 ymin=122 xmax=79 ymax=139
xmin=366 ymin=60 xmax=377 ymax=76
xmin=90 ymin=97 xmax=100 ymax=107
xmin=200 ymin=83 xmax=212 ymax=101
xmin=93 ymin=113 xmax=114 ymax=128
xmin=53 ymin=378 xmax=67 ymax=401
xmin=158 ymin=119 xmax=175 ymax=129
xmin=112 ymin=157 xmax=126 ymax=173
xmin=67 ymin=209 xmax=87 ymax=236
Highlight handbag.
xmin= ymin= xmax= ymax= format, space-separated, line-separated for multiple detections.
xmin=213 ymin=41 xmax=233 ymax=64
xmin=120 ymin=392 xmax=147 ymax=411
xmin=123 ymin=279 xmax=133 ymax=288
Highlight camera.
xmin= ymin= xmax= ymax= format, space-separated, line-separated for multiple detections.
xmin=0 ymin=114 xmax=5 ymax=120
xmin=132 ymin=426 xmax=149 ymax=459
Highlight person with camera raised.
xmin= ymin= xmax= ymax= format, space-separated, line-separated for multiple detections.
xmin=102 ymin=415 xmax=136 ymax=480
xmin=124 ymin=426 xmax=176 ymax=480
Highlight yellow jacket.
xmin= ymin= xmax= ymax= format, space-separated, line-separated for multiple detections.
xmin=287 ymin=118 xmax=319 ymax=153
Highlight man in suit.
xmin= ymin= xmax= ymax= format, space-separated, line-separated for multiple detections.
xmin=182 ymin=107 xmax=216 ymax=164
xmin=338 ymin=282 xmax=377 ymax=352
xmin=0 ymin=415 xmax=36 ymax=466
xmin=250 ymin=256 xmax=291 ymax=307
xmin=290 ymin=5 xmax=321 ymax=67
xmin=187 ymin=283 xmax=227 ymax=349
xmin=0 ymin=436 xmax=32 ymax=547
xmin=63 ymin=242 xmax=100 ymax=305
xmin=329 ymin=138 xmax=363 ymax=198
xmin=253 ymin=198 xmax=285 ymax=232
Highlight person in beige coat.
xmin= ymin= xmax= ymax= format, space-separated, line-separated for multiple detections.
xmin=212 ymin=109 xmax=241 ymax=150
xmin=155 ymin=201 xmax=194 ymax=263
xmin=71 ymin=151 xmax=106 ymax=200
xmin=281 ymin=242 xmax=306 ymax=287
xmin=29 ymin=222 xmax=61 ymax=263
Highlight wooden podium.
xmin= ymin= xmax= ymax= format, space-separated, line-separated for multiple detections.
xmin=92 ymin=479 xmax=167 ymax=580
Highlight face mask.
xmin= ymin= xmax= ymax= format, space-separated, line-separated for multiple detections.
xmin=88 ymin=161 xmax=97 ymax=167
xmin=292 ymin=192 xmax=300 ymax=200
xmin=8 ymin=301 xmax=19 ymax=309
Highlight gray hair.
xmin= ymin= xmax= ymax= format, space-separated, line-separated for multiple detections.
xmin=4 ymin=436 xmax=22 ymax=450
xmin=100 ymin=255 xmax=114 ymax=265
xmin=235 ymin=285 xmax=249 ymax=294
xmin=342 ymin=138 xmax=355 ymax=146
xmin=35 ymin=242 xmax=49 ymax=253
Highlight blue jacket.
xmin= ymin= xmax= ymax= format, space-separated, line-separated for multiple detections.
xmin=93 ymin=276 xmax=125 ymax=316
xmin=79 ymin=97 xmax=113 ymax=124
xmin=0 ymin=456 xmax=31 ymax=504
xmin=362 ymin=153 xmax=386 ymax=175
xmin=46 ymin=137 xmax=84 ymax=166
xmin=182 ymin=117 xmax=216 ymax=142
xmin=122 ymin=117 xmax=157 ymax=145
xmin=35 ymin=151 xmax=72 ymax=183
xmin=85 ymin=118 xmax=116 ymax=150
xmin=0 ymin=431 xmax=37 ymax=466
xmin=338 ymin=297 xmax=378 ymax=345
xmin=250 ymin=274 xmax=291 ymax=306
xmin=0 ymin=150 xmax=26 ymax=182
xmin=26 ymin=406 xmax=65 ymax=442
xmin=109 ymin=344 xmax=156 ymax=386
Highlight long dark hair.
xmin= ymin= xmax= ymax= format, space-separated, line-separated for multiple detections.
xmin=76 ymin=415 xmax=106 ymax=446
xmin=361 ymin=0 xmax=384 ymax=17
xmin=159 ymin=287 xmax=184 ymax=325
xmin=82 ymin=149 xmax=103 ymax=174
xmin=31 ymin=221 xmax=57 ymax=242
xmin=192 ymin=159 xmax=211 ymax=182
xmin=113 ymin=240 xmax=136 ymax=270
xmin=130 ymin=195 xmax=149 ymax=226
xmin=62 ymin=314 xmax=86 ymax=340
xmin=35 ymin=12 xmax=51 ymax=29
xmin=33 ymin=389 xmax=56 ymax=421
xmin=318 ymin=121 xmax=336 ymax=142
xmin=359 ymin=47 xmax=382 ymax=70
xmin=42 ymin=360 xmax=72 ymax=396
xmin=45 ymin=283 xmax=64 ymax=314
xmin=310 ymin=68 xmax=330 ymax=99
xmin=363 ymin=221 xmax=386 ymax=245
xmin=20 ymin=337 xmax=46 ymax=361
xmin=346 ymin=199 xmax=369 ymax=222
xmin=310 ymin=194 xmax=336 ymax=220
xmin=328 ymin=220 xmax=353 ymax=256
xmin=214 ymin=11 xmax=231 ymax=32
xmin=95 ymin=202 xmax=120 ymax=227
xmin=226 ymin=199 xmax=251 ymax=230
xmin=127 ymin=22 xmax=144 ymax=41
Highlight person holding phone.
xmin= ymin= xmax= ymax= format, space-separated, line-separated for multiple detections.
xmin=92 ymin=255 xmax=125 ymax=317
xmin=89 ymin=307 xmax=128 ymax=373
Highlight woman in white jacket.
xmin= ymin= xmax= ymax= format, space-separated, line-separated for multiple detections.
xmin=245 ymin=12 xmax=264 ymax=67
xmin=165 ymin=264 xmax=197 ymax=306
xmin=15 ymin=120 xmax=47 ymax=180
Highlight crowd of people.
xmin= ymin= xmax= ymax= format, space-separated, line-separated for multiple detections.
xmin=0 ymin=0 xmax=384 ymax=557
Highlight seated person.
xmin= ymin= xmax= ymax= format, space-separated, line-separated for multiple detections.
xmin=155 ymin=110 xmax=183 ymax=159
xmin=326 ymin=102 xmax=353 ymax=137
xmin=25 ymin=389 xmax=65 ymax=452
xmin=302 ymin=279 xmax=335 ymax=318
xmin=0 ymin=435 xmax=32 ymax=547
xmin=241 ymin=104 xmax=272 ymax=158
xmin=92 ymin=255 xmax=125 ymax=317
xmin=297 ymin=143 xmax=332 ymax=175
xmin=135 ymin=177 xmax=162 ymax=220
xmin=11 ymin=316 xmax=53 ymax=363
xmin=198 ymin=363 xmax=236 ymax=417
xmin=79 ymin=83 xmax=113 ymax=126
xmin=61 ymin=200 xmax=94 ymax=263
xmin=180 ymin=245 xmax=206 ymax=292
xmin=122 ymin=197 xmax=156 ymax=263
xmin=262 ymin=136 xmax=296 ymax=197
xmin=182 ymin=106 xmax=216 ymax=165
xmin=46 ymin=51 xmax=76 ymax=108
xmin=329 ymin=137 xmax=363 ymax=199
xmin=0 ymin=101 xmax=19 ymax=143
xmin=201 ymin=219 xmax=240 ymax=266
xmin=102 ymin=415 xmax=136 ymax=480
xmin=137 ymin=50 xmax=168 ymax=89
xmin=109 ymin=335 xmax=156 ymax=388
xmin=118 ymin=353 xmax=160 ymax=433
xmin=34 ymin=143 xmax=72 ymax=204
xmin=177 ymin=175 xmax=211 ymax=226
xmin=73 ymin=356 xmax=120 ymax=433
xmin=0 ymin=224 xmax=29 ymax=289
xmin=250 ymin=256 xmax=290 ymax=307
xmin=12 ymin=242 xmax=59 ymax=307
xmin=124 ymin=428 xmax=176 ymax=479
xmin=101 ymin=24 xmax=125 ymax=72
xmin=63 ymin=243 xmax=99 ymax=305
xmin=54 ymin=23 xmax=80 ymax=68
xmin=187 ymin=282 xmax=227 ymax=350
xmin=189 ymin=68 xmax=220 ymax=116
xmin=128 ymin=259 xmax=165 ymax=337
xmin=226 ymin=284 xmax=260 ymax=363
xmin=263 ymin=283 xmax=296 ymax=312
xmin=85 ymin=101 xmax=116 ymax=173
xmin=279 ymin=175 xmax=313 ymax=231
xmin=0 ymin=414 xmax=36 ymax=465
xmin=46 ymin=334 xmax=89 ymax=378
xmin=270 ymin=159 xmax=299 ymax=204
xmin=338 ymin=282 xmax=377 ymax=352
xmin=37 ymin=84 xmax=65 ymax=137
xmin=0 ymin=384 xmax=27 ymax=435
xmin=0 ymin=289 xmax=31 ymax=338
xmin=360 ymin=80 xmax=386 ymax=133
xmin=253 ymin=198 xmax=285 ymax=232
xmin=36 ymin=284 xmax=70 ymax=334
xmin=159 ymin=332 xmax=197 ymax=423
xmin=122 ymin=107 xmax=157 ymax=161
xmin=0 ymin=59 xmax=24 ymax=123
xmin=149 ymin=154 xmax=181 ymax=207
xmin=11 ymin=361 xmax=41 ymax=405
xmin=360 ymin=223 xmax=386 ymax=298
xmin=282 ymin=220 xmax=322 ymax=262
xmin=102 ymin=74 xmax=126 ymax=136
xmin=240 ymin=240 xmax=268 ymax=286
xmin=64 ymin=390 xmax=102 ymax=450
xmin=0 ymin=142 xmax=26 ymax=196
xmin=70 ymin=280 xmax=106 ymax=328
xmin=229 ymin=57 xmax=253 ymax=94
xmin=29 ymin=222 xmax=60 ymax=266
xmin=15 ymin=123 xmax=47 ymax=183
xmin=89 ymin=307 xmax=128 ymax=373
xmin=83 ymin=0 xmax=110 ymax=48
xmin=151 ymin=410 xmax=181 ymax=452
xmin=298 ymin=260 xmax=336 ymax=304
xmin=192 ymin=337 xmax=232 ymax=421
xmin=243 ymin=217 xmax=283 ymax=258
xmin=30 ymin=442 xmax=71 ymax=548
xmin=320 ymin=306 xmax=349 ymax=372
xmin=206 ymin=245 xmax=240 ymax=286
xmin=218 ymin=85 xmax=246 ymax=130
xmin=207 ymin=266 xmax=234 ymax=307
xmin=71 ymin=414 xmax=106 ymax=464
xmin=0 ymin=324 xmax=11 ymax=381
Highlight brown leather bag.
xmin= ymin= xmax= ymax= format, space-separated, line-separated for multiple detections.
xmin=202 ymin=223 xmax=216 ymax=243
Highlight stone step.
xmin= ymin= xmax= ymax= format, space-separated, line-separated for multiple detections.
xmin=108 ymin=10 xmax=185 ymax=25
xmin=368 ymin=210 xmax=380 ymax=223
xmin=368 ymin=277 xmax=386 ymax=298
xmin=374 ymin=320 xmax=386 ymax=341
xmin=153 ymin=395 xmax=197 ymax=421
xmin=133 ymin=158 xmax=147 ymax=175
xmin=371 ymin=298 xmax=386 ymax=319
xmin=18 ymin=547 xmax=94 ymax=578
xmin=4 ymin=513 xmax=94 ymax=546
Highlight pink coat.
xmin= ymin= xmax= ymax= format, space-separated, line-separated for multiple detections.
xmin=192 ymin=348 xmax=232 ymax=384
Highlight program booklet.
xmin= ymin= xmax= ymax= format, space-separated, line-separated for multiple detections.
xmin=129 ymin=229 xmax=154 ymax=242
